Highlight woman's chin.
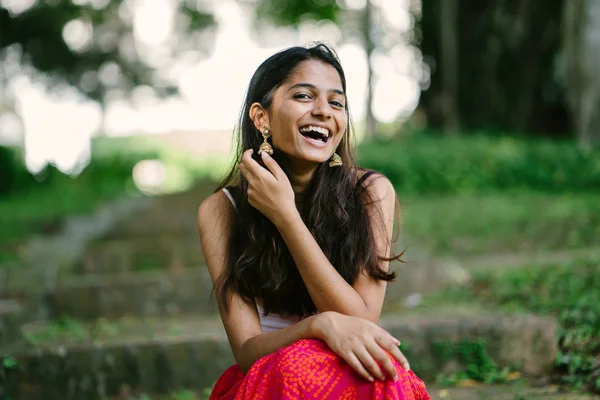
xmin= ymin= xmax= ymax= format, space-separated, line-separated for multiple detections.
xmin=295 ymin=151 xmax=331 ymax=165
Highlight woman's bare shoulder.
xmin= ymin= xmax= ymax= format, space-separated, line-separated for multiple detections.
xmin=357 ymin=169 xmax=395 ymax=200
xmin=197 ymin=190 xmax=236 ymax=234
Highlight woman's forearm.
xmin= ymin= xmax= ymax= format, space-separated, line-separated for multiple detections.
xmin=275 ymin=212 xmax=375 ymax=321
xmin=236 ymin=313 xmax=324 ymax=373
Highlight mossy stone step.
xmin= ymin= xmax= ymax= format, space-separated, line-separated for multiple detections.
xmin=2 ymin=269 xmax=217 ymax=323
xmin=2 ymin=313 xmax=558 ymax=400
xmin=51 ymin=269 xmax=216 ymax=319
xmin=0 ymin=299 xmax=24 ymax=343
xmin=101 ymin=185 xmax=215 ymax=240
xmin=4 ymin=260 xmax=459 ymax=321
xmin=78 ymin=236 xmax=204 ymax=274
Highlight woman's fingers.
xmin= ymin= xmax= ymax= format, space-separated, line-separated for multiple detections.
xmin=260 ymin=151 xmax=286 ymax=181
xmin=354 ymin=346 xmax=385 ymax=381
xmin=242 ymin=148 xmax=275 ymax=181
xmin=241 ymin=148 xmax=254 ymax=165
xmin=344 ymin=352 xmax=375 ymax=382
xmin=377 ymin=335 xmax=410 ymax=371
xmin=239 ymin=162 xmax=254 ymax=185
xmin=241 ymin=149 xmax=261 ymax=179
xmin=367 ymin=340 xmax=398 ymax=381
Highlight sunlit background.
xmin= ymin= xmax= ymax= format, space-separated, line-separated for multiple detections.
xmin=0 ymin=0 xmax=422 ymax=181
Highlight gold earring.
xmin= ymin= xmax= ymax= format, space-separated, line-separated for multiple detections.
xmin=329 ymin=152 xmax=342 ymax=167
xmin=258 ymin=126 xmax=273 ymax=156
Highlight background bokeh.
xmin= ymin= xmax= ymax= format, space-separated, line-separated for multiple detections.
xmin=1 ymin=1 xmax=599 ymax=399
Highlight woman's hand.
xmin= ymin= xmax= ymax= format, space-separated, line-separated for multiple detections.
xmin=314 ymin=311 xmax=410 ymax=382
xmin=239 ymin=149 xmax=298 ymax=227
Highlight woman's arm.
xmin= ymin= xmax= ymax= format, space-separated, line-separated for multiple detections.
xmin=198 ymin=190 xmax=407 ymax=380
xmin=198 ymin=191 xmax=319 ymax=372
xmin=277 ymin=175 xmax=394 ymax=323
xmin=240 ymin=150 xmax=397 ymax=324
xmin=198 ymin=192 xmax=409 ymax=380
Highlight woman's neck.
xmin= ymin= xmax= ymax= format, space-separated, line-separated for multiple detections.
xmin=288 ymin=162 xmax=318 ymax=206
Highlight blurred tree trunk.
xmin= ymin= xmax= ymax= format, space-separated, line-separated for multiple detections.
xmin=417 ymin=0 xmax=570 ymax=137
xmin=439 ymin=0 xmax=459 ymax=134
xmin=363 ymin=0 xmax=376 ymax=139
xmin=563 ymin=0 xmax=600 ymax=147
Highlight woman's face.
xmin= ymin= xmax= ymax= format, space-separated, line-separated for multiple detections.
xmin=264 ymin=60 xmax=347 ymax=165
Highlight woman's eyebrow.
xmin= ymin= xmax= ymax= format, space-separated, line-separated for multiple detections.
xmin=288 ymin=83 xmax=345 ymax=96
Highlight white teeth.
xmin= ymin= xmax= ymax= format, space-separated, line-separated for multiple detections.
xmin=299 ymin=125 xmax=330 ymax=137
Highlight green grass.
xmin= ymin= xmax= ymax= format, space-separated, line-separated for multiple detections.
xmin=20 ymin=316 xmax=224 ymax=348
xmin=0 ymin=178 xmax=134 ymax=239
xmin=400 ymin=192 xmax=600 ymax=257
xmin=430 ymin=256 xmax=600 ymax=393
xmin=433 ymin=339 xmax=514 ymax=386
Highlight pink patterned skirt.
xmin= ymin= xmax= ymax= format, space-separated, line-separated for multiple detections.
xmin=210 ymin=339 xmax=431 ymax=400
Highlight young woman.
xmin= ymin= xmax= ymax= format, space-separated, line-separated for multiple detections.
xmin=197 ymin=42 xmax=430 ymax=399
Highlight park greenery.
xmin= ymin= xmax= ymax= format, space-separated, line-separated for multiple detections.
xmin=2 ymin=0 xmax=600 ymax=398
xmin=1 ymin=131 xmax=598 ymax=397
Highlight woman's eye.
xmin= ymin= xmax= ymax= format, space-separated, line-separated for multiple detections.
xmin=294 ymin=93 xmax=311 ymax=100
xmin=330 ymin=101 xmax=344 ymax=108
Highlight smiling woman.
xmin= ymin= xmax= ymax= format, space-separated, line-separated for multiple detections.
xmin=197 ymin=43 xmax=430 ymax=399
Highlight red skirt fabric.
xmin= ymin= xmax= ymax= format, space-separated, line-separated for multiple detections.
xmin=210 ymin=339 xmax=431 ymax=400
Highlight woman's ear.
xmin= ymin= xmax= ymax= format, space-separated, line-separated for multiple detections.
xmin=249 ymin=102 xmax=269 ymax=132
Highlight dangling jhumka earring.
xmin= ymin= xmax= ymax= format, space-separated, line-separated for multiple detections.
xmin=258 ymin=126 xmax=273 ymax=156
xmin=329 ymin=152 xmax=342 ymax=167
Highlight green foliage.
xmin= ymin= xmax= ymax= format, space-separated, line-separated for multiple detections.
xmin=120 ymin=389 xmax=203 ymax=400
xmin=0 ymin=135 xmax=224 ymax=246
xmin=358 ymin=133 xmax=600 ymax=194
xmin=433 ymin=339 xmax=512 ymax=385
xmin=254 ymin=0 xmax=340 ymax=26
xmin=159 ymin=389 xmax=199 ymax=400
xmin=401 ymin=192 xmax=600 ymax=256
xmin=24 ymin=317 xmax=89 ymax=345
xmin=470 ymin=258 xmax=600 ymax=392
xmin=0 ymin=146 xmax=38 ymax=195
xmin=2 ymin=356 xmax=18 ymax=370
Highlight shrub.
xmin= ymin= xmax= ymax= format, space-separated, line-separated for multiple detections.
xmin=358 ymin=133 xmax=600 ymax=194
xmin=471 ymin=258 xmax=600 ymax=393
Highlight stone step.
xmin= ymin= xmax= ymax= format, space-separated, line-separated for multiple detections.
xmin=3 ymin=261 xmax=456 ymax=322
xmin=2 ymin=269 xmax=217 ymax=322
xmin=77 ymin=236 xmax=204 ymax=274
xmin=3 ymin=249 xmax=464 ymax=321
xmin=101 ymin=185 xmax=215 ymax=240
xmin=2 ymin=313 xmax=558 ymax=400
xmin=0 ymin=299 xmax=24 ymax=343
xmin=54 ymin=269 xmax=217 ymax=319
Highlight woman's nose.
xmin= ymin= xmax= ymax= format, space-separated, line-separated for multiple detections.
xmin=312 ymin=97 xmax=332 ymax=119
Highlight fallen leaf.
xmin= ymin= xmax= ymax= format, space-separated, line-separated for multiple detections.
xmin=456 ymin=379 xmax=480 ymax=387
xmin=507 ymin=371 xmax=521 ymax=380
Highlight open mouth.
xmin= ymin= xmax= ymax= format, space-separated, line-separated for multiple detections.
xmin=299 ymin=125 xmax=331 ymax=143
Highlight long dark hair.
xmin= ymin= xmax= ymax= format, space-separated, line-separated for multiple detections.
xmin=215 ymin=42 xmax=401 ymax=318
